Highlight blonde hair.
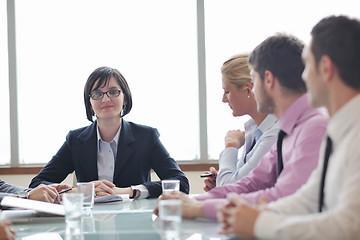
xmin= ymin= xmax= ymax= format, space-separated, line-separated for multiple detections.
xmin=221 ymin=53 xmax=252 ymax=90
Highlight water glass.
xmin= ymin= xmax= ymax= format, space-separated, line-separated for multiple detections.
xmin=159 ymin=199 xmax=182 ymax=240
xmin=81 ymin=213 xmax=95 ymax=233
xmin=62 ymin=193 xmax=83 ymax=236
xmin=162 ymin=180 xmax=180 ymax=194
xmin=77 ymin=182 xmax=95 ymax=210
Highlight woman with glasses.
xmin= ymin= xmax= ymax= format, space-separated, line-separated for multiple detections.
xmin=203 ymin=53 xmax=279 ymax=192
xmin=30 ymin=66 xmax=189 ymax=199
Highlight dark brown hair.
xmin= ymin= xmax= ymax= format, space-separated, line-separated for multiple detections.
xmin=311 ymin=15 xmax=360 ymax=90
xmin=84 ymin=66 xmax=132 ymax=122
xmin=248 ymin=33 xmax=306 ymax=94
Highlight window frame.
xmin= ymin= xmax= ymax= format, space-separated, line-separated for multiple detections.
xmin=4 ymin=0 xmax=210 ymax=170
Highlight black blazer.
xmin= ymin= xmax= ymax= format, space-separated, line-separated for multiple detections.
xmin=29 ymin=120 xmax=189 ymax=198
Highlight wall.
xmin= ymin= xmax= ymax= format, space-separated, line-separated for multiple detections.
xmin=0 ymin=171 xmax=207 ymax=195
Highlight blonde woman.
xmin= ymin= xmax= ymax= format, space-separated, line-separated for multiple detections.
xmin=204 ymin=53 xmax=279 ymax=191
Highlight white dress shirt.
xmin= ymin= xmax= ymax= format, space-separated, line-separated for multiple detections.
xmin=96 ymin=125 xmax=149 ymax=198
xmin=216 ymin=114 xmax=279 ymax=186
xmin=97 ymin=126 xmax=120 ymax=182
xmin=255 ymin=94 xmax=360 ymax=239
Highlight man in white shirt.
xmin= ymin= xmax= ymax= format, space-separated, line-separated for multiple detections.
xmin=217 ymin=15 xmax=360 ymax=239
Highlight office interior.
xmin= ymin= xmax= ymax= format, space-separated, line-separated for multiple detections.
xmin=1 ymin=0 xmax=359 ymax=195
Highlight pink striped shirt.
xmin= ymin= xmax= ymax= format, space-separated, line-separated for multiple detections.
xmin=197 ymin=94 xmax=328 ymax=219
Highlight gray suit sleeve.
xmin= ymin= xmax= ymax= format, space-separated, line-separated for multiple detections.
xmin=0 ymin=192 xmax=15 ymax=202
xmin=0 ymin=179 xmax=27 ymax=194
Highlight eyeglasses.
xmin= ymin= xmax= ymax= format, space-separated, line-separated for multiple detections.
xmin=89 ymin=89 xmax=121 ymax=100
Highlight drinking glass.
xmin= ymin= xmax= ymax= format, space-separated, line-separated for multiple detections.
xmin=62 ymin=193 xmax=83 ymax=236
xmin=162 ymin=180 xmax=180 ymax=194
xmin=158 ymin=199 xmax=182 ymax=240
xmin=77 ymin=182 xmax=95 ymax=210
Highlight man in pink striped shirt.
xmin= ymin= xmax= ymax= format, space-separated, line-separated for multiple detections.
xmin=154 ymin=33 xmax=328 ymax=220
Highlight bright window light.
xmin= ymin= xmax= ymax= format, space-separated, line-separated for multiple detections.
xmin=15 ymin=0 xmax=198 ymax=163
xmin=205 ymin=0 xmax=360 ymax=159
xmin=2 ymin=0 xmax=359 ymax=164
xmin=0 ymin=0 xmax=10 ymax=165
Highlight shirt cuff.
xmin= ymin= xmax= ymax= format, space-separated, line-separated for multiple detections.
xmin=195 ymin=192 xmax=212 ymax=201
xmin=202 ymin=199 xmax=227 ymax=220
xmin=132 ymin=184 xmax=149 ymax=199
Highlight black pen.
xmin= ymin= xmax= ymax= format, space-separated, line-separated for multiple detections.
xmin=200 ymin=173 xmax=214 ymax=178
xmin=58 ymin=188 xmax=72 ymax=194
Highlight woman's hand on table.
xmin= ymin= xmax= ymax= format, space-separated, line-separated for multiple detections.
xmin=91 ymin=180 xmax=133 ymax=198
xmin=92 ymin=180 xmax=116 ymax=197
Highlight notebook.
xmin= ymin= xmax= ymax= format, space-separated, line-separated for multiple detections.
xmin=94 ymin=194 xmax=129 ymax=203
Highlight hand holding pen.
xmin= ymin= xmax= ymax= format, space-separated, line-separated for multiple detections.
xmin=200 ymin=173 xmax=214 ymax=178
xmin=49 ymin=184 xmax=73 ymax=203
xmin=202 ymin=167 xmax=218 ymax=192
xmin=58 ymin=187 xmax=73 ymax=194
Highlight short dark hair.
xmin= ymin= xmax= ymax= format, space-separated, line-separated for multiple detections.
xmin=84 ymin=66 xmax=133 ymax=122
xmin=248 ymin=33 xmax=306 ymax=93
xmin=311 ymin=15 xmax=360 ymax=90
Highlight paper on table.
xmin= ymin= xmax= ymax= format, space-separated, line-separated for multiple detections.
xmin=21 ymin=232 xmax=63 ymax=240
xmin=0 ymin=196 xmax=65 ymax=216
xmin=0 ymin=209 xmax=38 ymax=220
xmin=94 ymin=194 xmax=129 ymax=203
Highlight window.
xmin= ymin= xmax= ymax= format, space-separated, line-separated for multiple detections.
xmin=3 ymin=0 xmax=360 ymax=165
xmin=205 ymin=0 xmax=360 ymax=159
xmin=15 ymin=0 xmax=198 ymax=163
xmin=0 ymin=0 xmax=10 ymax=165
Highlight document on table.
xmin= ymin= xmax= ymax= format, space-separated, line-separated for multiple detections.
xmin=94 ymin=194 xmax=129 ymax=203
xmin=21 ymin=232 xmax=63 ymax=240
xmin=0 ymin=196 xmax=65 ymax=216
xmin=0 ymin=209 xmax=38 ymax=220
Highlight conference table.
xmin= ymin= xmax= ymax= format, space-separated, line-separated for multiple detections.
xmin=10 ymin=198 xmax=240 ymax=240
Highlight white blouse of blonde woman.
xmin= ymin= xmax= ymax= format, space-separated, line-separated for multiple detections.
xmin=204 ymin=54 xmax=279 ymax=192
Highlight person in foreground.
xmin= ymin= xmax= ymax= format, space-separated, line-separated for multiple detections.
xmin=155 ymin=33 xmax=328 ymax=219
xmin=0 ymin=179 xmax=70 ymax=203
xmin=29 ymin=66 xmax=189 ymax=199
xmin=203 ymin=53 xmax=279 ymax=191
xmin=0 ymin=221 xmax=14 ymax=240
xmin=0 ymin=180 xmax=70 ymax=240
xmin=217 ymin=15 xmax=360 ymax=239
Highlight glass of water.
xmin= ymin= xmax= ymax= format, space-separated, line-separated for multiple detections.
xmin=62 ymin=193 xmax=83 ymax=236
xmin=77 ymin=182 xmax=95 ymax=210
xmin=162 ymin=180 xmax=180 ymax=194
xmin=159 ymin=199 xmax=182 ymax=240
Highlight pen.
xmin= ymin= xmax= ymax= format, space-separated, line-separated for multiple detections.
xmin=200 ymin=173 xmax=214 ymax=178
xmin=58 ymin=188 xmax=72 ymax=194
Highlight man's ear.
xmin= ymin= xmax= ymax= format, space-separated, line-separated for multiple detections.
xmin=264 ymin=70 xmax=275 ymax=90
xmin=319 ymin=55 xmax=335 ymax=83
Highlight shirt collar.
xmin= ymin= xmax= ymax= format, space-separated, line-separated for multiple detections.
xmin=328 ymin=94 xmax=360 ymax=146
xmin=278 ymin=93 xmax=308 ymax=135
xmin=96 ymin=124 xmax=121 ymax=150
xmin=258 ymin=114 xmax=278 ymax=134
xmin=244 ymin=117 xmax=256 ymax=132
xmin=244 ymin=114 xmax=278 ymax=141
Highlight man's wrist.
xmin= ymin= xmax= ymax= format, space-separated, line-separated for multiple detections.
xmin=193 ymin=201 xmax=205 ymax=218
